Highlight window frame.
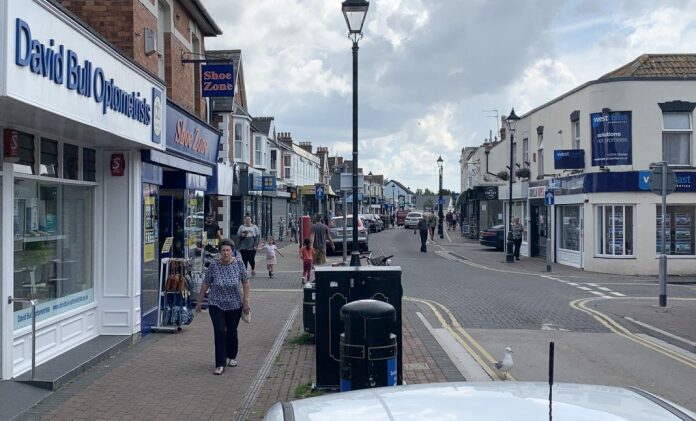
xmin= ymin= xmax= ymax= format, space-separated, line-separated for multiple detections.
xmin=656 ymin=205 xmax=695 ymax=256
xmin=662 ymin=112 xmax=692 ymax=166
xmin=573 ymin=120 xmax=581 ymax=149
xmin=595 ymin=204 xmax=635 ymax=258
xmin=234 ymin=122 xmax=243 ymax=160
xmin=537 ymin=133 xmax=544 ymax=178
xmin=254 ymin=135 xmax=263 ymax=166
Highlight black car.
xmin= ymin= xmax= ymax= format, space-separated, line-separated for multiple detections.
xmin=479 ymin=225 xmax=504 ymax=250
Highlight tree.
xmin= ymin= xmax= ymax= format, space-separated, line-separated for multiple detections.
xmin=423 ymin=188 xmax=435 ymax=195
xmin=415 ymin=188 xmax=424 ymax=196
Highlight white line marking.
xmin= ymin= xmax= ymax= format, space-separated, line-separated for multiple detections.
xmin=587 ymin=283 xmax=599 ymax=287
xmin=567 ymin=282 xmax=578 ymax=286
xmin=590 ymin=291 xmax=608 ymax=297
xmin=577 ymin=286 xmax=592 ymax=291
xmin=610 ymin=291 xmax=627 ymax=297
xmin=598 ymin=286 xmax=612 ymax=291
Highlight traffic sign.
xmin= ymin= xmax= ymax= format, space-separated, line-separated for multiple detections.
xmin=649 ymin=166 xmax=677 ymax=196
xmin=438 ymin=197 xmax=445 ymax=205
xmin=544 ymin=190 xmax=555 ymax=206
xmin=315 ymin=184 xmax=325 ymax=200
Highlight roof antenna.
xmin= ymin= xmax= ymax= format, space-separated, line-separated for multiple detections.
xmin=549 ymin=341 xmax=555 ymax=421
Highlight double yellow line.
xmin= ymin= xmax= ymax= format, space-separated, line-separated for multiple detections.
xmin=571 ymin=297 xmax=696 ymax=369
xmin=405 ymin=296 xmax=514 ymax=381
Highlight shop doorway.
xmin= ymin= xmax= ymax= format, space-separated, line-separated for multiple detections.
xmin=530 ymin=204 xmax=548 ymax=258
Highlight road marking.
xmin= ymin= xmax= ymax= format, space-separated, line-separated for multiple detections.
xmin=610 ymin=291 xmax=627 ymax=297
xmin=570 ymin=298 xmax=696 ymax=369
xmin=443 ymin=227 xmax=452 ymax=243
xmin=405 ymin=296 xmax=512 ymax=381
xmin=577 ymin=286 xmax=592 ymax=291
xmin=587 ymin=283 xmax=599 ymax=287
xmin=589 ymin=291 xmax=607 ymax=297
xmin=597 ymin=286 xmax=611 ymax=291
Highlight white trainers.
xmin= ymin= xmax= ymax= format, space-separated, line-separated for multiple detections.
xmin=227 ymin=359 xmax=238 ymax=367
xmin=214 ymin=366 xmax=224 ymax=375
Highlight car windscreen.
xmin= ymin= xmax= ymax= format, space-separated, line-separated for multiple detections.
xmin=332 ymin=218 xmax=353 ymax=228
xmin=407 ymin=213 xmax=421 ymax=218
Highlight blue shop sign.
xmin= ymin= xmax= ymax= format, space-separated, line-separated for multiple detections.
xmin=262 ymin=176 xmax=277 ymax=191
xmin=165 ymin=101 xmax=220 ymax=165
xmin=584 ymin=171 xmax=696 ymax=193
xmin=201 ymin=64 xmax=235 ymax=97
xmin=14 ymin=18 xmax=161 ymax=141
xmin=590 ymin=111 xmax=632 ymax=166
xmin=554 ymin=149 xmax=585 ymax=169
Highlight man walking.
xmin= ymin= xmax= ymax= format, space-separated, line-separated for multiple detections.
xmin=278 ymin=217 xmax=285 ymax=241
xmin=310 ymin=214 xmax=333 ymax=265
xmin=416 ymin=217 xmax=429 ymax=252
xmin=427 ymin=213 xmax=437 ymax=240
xmin=289 ymin=216 xmax=298 ymax=243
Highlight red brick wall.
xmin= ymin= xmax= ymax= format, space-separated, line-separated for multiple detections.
xmin=133 ymin=1 xmax=159 ymax=76
xmin=59 ymin=0 xmax=135 ymax=58
xmin=172 ymin=1 xmax=191 ymax=43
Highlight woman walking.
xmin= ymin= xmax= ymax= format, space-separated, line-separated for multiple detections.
xmin=195 ymin=239 xmax=250 ymax=375
xmin=237 ymin=216 xmax=261 ymax=276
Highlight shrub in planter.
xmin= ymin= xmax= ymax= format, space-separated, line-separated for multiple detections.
xmin=496 ymin=170 xmax=509 ymax=181
xmin=515 ymin=167 xmax=531 ymax=179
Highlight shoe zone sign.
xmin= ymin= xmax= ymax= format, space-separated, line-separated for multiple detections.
xmin=590 ymin=111 xmax=632 ymax=166
xmin=201 ymin=64 xmax=234 ymax=97
xmin=4 ymin=2 xmax=165 ymax=147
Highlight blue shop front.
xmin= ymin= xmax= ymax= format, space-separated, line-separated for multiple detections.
xmin=140 ymin=100 xmax=220 ymax=332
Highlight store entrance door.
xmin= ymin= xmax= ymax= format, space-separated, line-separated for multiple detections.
xmin=530 ymin=204 xmax=548 ymax=258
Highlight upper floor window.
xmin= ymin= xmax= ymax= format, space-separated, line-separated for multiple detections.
xmin=254 ymin=135 xmax=263 ymax=166
xmin=572 ymin=120 xmax=581 ymax=149
xmin=522 ymin=138 xmax=529 ymax=165
xmin=156 ymin=1 xmax=170 ymax=80
xmin=270 ymin=150 xmax=278 ymax=171
xmin=662 ymin=112 xmax=692 ymax=166
xmin=537 ymin=134 xmax=544 ymax=177
xmin=234 ymin=123 xmax=243 ymax=160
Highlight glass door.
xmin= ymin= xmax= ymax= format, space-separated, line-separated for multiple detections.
xmin=141 ymin=183 xmax=159 ymax=331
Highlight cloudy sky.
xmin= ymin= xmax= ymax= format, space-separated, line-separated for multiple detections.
xmin=205 ymin=0 xmax=696 ymax=191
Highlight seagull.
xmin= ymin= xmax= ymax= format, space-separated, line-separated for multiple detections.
xmin=494 ymin=347 xmax=514 ymax=379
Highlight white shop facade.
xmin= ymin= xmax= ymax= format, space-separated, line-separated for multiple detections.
xmin=0 ymin=0 xmax=166 ymax=378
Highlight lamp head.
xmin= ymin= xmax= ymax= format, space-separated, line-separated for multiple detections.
xmin=437 ymin=155 xmax=443 ymax=170
xmin=506 ymin=107 xmax=520 ymax=135
xmin=342 ymin=0 xmax=369 ymax=35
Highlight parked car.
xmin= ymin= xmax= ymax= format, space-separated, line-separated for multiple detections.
xmin=329 ymin=215 xmax=369 ymax=253
xmin=480 ymin=224 xmax=504 ymax=250
xmin=264 ymin=381 xmax=696 ymax=420
xmin=404 ymin=212 xmax=423 ymax=229
xmin=362 ymin=214 xmax=383 ymax=232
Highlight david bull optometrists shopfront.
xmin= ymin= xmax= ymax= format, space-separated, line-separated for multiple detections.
xmin=0 ymin=0 xmax=166 ymax=379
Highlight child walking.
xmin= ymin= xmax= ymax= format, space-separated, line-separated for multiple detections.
xmin=260 ymin=237 xmax=284 ymax=278
xmin=299 ymin=238 xmax=315 ymax=284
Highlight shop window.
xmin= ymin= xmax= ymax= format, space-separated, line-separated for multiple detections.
xmin=512 ymin=201 xmax=527 ymax=242
xmin=40 ymin=138 xmax=59 ymax=177
xmin=13 ymin=179 xmax=94 ymax=329
xmin=559 ymin=206 xmax=580 ymax=251
xmin=63 ymin=143 xmax=79 ymax=180
xmin=596 ymin=205 xmax=634 ymax=257
xmin=14 ymin=131 xmax=36 ymax=175
xmin=656 ymin=205 xmax=695 ymax=255
xmin=662 ymin=112 xmax=692 ymax=166
xmin=83 ymin=148 xmax=96 ymax=182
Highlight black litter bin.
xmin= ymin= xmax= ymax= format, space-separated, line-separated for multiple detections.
xmin=340 ymin=300 xmax=397 ymax=391
xmin=303 ymin=282 xmax=315 ymax=334
xmin=314 ymin=266 xmax=402 ymax=389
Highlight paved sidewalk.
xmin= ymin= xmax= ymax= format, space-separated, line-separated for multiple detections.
xmin=10 ymin=243 xmax=462 ymax=420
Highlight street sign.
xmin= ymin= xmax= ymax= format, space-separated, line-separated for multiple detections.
xmin=315 ymin=184 xmax=325 ymax=200
xmin=649 ymin=166 xmax=677 ymax=196
xmin=544 ymin=190 xmax=555 ymax=206
xmin=438 ymin=197 xmax=445 ymax=205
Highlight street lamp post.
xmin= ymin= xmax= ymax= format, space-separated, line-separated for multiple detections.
xmin=505 ymin=108 xmax=520 ymax=263
xmin=437 ymin=156 xmax=444 ymax=239
xmin=368 ymin=171 xmax=373 ymax=215
xmin=343 ymin=0 xmax=369 ymax=266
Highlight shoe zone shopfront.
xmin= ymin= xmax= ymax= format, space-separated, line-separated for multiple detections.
xmin=140 ymin=101 xmax=220 ymax=332
xmin=0 ymin=0 xmax=166 ymax=378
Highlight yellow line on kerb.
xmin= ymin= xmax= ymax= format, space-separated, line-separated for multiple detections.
xmin=405 ymin=296 xmax=514 ymax=381
xmin=570 ymin=297 xmax=696 ymax=369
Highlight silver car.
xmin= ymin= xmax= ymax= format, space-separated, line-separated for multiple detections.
xmin=403 ymin=212 xmax=423 ymax=229
xmin=265 ymin=382 xmax=695 ymax=420
xmin=329 ymin=215 xmax=369 ymax=253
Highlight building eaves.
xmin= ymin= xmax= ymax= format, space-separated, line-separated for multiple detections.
xmin=181 ymin=0 xmax=223 ymax=36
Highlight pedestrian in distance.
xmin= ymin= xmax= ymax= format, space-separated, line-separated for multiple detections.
xmin=446 ymin=211 xmax=453 ymax=231
xmin=427 ymin=213 xmax=437 ymax=240
xmin=310 ymin=214 xmax=333 ymax=265
xmin=512 ymin=217 xmax=525 ymax=260
xmin=237 ymin=216 xmax=261 ymax=277
xmin=277 ymin=217 xmax=285 ymax=241
xmin=289 ymin=217 xmax=298 ymax=243
xmin=259 ymin=237 xmax=284 ymax=278
xmin=299 ymin=238 xmax=315 ymax=284
xmin=195 ymin=239 xmax=250 ymax=375
xmin=416 ymin=217 xmax=429 ymax=252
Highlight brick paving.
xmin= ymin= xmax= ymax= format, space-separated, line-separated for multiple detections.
xmin=15 ymin=244 xmax=459 ymax=420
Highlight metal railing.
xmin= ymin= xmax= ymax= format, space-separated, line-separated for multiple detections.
xmin=8 ymin=296 xmax=37 ymax=380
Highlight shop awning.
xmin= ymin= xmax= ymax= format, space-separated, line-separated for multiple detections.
xmin=142 ymin=149 xmax=213 ymax=176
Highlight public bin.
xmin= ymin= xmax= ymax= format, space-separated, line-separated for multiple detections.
xmin=303 ymin=282 xmax=315 ymax=334
xmin=314 ymin=266 xmax=402 ymax=389
xmin=340 ymin=300 xmax=397 ymax=391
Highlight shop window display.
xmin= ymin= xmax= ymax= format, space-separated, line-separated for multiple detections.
xmin=13 ymin=179 xmax=94 ymax=328
xmin=596 ymin=205 xmax=634 ymax=257
xmin=559 ymin=206 xmax=580 ymax=251
xmin=656 ymin=206 xmax=695 ymax=255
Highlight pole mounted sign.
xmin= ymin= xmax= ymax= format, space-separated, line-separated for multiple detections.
xmin=544 ymin=190 xmax=555 ymax=206
xmin=315 ymin=184 xmax=325 ymax=200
